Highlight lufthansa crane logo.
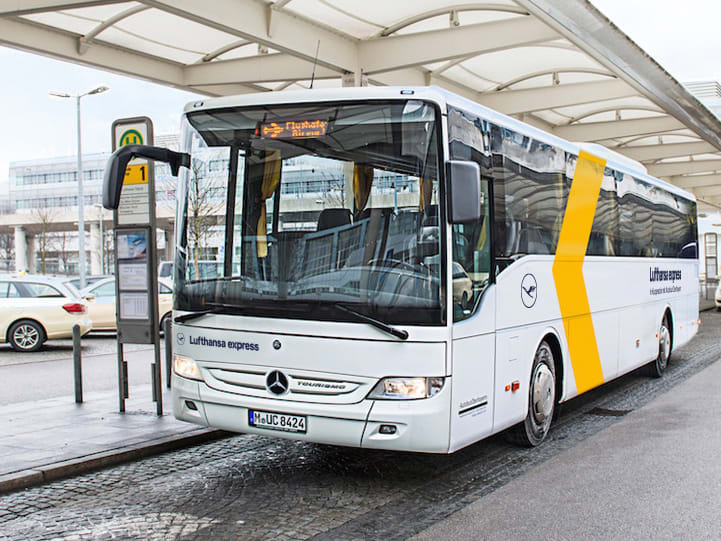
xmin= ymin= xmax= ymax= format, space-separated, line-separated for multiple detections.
xmin=521 ymin=273 xmax=537 ymax=308
xmin=266 ymin=370 xmax=289 ymax=395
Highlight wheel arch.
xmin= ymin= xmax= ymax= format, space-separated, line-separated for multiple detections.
xmin=6 ymin=317 xmax=48 ymax=344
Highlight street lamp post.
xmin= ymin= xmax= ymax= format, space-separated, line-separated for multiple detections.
xmin=49 ymin=85 xmax=109 ymax=289
xmin=93 ymin=203 xmax=104 ymax=275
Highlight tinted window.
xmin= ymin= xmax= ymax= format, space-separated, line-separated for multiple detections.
xmin=489 ymin=125 xmax=567 ymax=270
xmin=159 ymin=283 xmax=173 ymax=294
xmin=92 ymin=282 xmax=116 ymax=297
xmin=23 ymin=283 xmax=63 ymax=298
xmin=447 ymin=107 xmax=493 ymax=321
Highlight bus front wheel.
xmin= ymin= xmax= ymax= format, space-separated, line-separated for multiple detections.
xmin=508 ymin=341 xmax=556 ymax=447
xmin=645 ymin=315 xmax=671 ymax=378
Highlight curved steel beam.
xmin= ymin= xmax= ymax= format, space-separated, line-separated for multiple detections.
xmin=517 ymin=0 xmax=721 ymax=152
xmin=195 ymin=39 xmax=252 ymax=64
xmin=78 ymin=5 xmax=149 ymax=54
xmin=493 ymin=68 xmax=614 ymax=91
xmin=616 ymin=133 xmax=702 ymax=148
xmin=376 ymin=3 xmax=528 ymax=37
xmin=566 ymin=106 xmax=663 ymax=124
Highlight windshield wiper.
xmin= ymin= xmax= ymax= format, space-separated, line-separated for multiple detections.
xmin=334 ymin=304 xmax=409 ymax=341
xmin=174 ymin=303 xmax=245 ymax=324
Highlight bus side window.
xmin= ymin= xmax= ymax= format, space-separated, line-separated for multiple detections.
xmin=452 ymin=180 xmax=491 ymax=322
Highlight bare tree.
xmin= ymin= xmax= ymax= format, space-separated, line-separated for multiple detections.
xmin=32 ymin=204 xmax=57 ymax=275
xmin=57 ymin=231 xmax=71 ymax=275
xmin=0 ymin=233 xmax=13 ymax=271
xmin=187 ymin=156 xmax=224 ymax=278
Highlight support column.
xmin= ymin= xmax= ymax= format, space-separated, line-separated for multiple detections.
xmin=26 ymin=235 xmax=36 ymax=274
xmin=90 ymin=223 xmax=101 ymax=275
xmin=165 ymin=226 xmax=174 ymax=262
xmin=342 ymin=69 xmax=366 ymax=212
xmin=14 ymin=226 xmax=26 ymax=272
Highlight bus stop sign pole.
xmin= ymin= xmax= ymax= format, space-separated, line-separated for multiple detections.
xmin=110 ymin=117 xmax=163 ymax=415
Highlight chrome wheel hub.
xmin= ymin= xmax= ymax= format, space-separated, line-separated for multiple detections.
xmin=531 ymin=362 xmax=554 ymax=425
xmin=658 ymin=324 xmax=670 ymax=368
xmin=14 ymin=325 xmax=39 ymax=349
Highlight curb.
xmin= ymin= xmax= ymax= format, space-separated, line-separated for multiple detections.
xmin=0 ymin=428 xmax=228 ymax=495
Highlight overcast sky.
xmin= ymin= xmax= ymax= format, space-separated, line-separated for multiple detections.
xmin=0 ymin=1 xmax=719 ymax=189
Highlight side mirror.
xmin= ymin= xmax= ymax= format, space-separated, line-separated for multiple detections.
xmin=446 ymin=160 xmax=482 ymax=224
xmin=102 ymin=145 xmax=190 ymax=210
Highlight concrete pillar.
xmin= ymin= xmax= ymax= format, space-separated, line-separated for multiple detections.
xmin=165 ymin=227 xmax=175 ymax=262
xmin=90 ymin=223 xmax=101 ymax=275
xmin=14 ymin=226 xmax=26 ymax=272
xmin=26 ymin=235 xmax=36 ymax=274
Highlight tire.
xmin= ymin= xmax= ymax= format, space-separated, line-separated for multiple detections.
xmin=8 ymin=320 xmax=45 ymax=352
xmin=508 ymin=341 xmax=556 ymax=447
xmin=645 ymin=315 xmax=671 ymax=378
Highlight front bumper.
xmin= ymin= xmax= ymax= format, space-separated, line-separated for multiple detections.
xmin=172 ymin=374 xmax=452 ymax=453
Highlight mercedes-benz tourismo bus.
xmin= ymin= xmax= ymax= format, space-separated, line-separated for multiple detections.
xmin=103 ymin=86 xmax=698 ymax=452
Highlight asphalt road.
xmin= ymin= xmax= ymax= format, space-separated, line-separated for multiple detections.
xmin=0 ymin=335 xmax=163 ymax=405
xmin=1 ymin=311 xmax=720 ymax=540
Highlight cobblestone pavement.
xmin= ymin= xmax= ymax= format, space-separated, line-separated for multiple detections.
xmin=1 ymin=312 xmax=720 ymax=541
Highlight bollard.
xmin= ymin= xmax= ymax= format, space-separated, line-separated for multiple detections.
xmin=151 ymin=363 xmax=157 ymax=402
xmin=164 ymin=317 xmax=173 ymax=388
xmin=164 ymin=316 xmax=173 ymax=388
xmin=72 ymin=324 xmax=83 ymax=403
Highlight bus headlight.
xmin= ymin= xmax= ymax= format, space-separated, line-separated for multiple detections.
xmin=368 ymin=377 xmax=444 ymax=399
xmin=173 ymin=354 xmax=203 ymax=381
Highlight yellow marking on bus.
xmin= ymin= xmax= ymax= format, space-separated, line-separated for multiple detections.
xmin=552 ymin=151 xmax=606 ymax=394
xmin=123 ymin=164 xmax=148 ymax=185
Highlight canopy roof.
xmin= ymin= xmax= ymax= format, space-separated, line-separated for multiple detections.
xmin=2 ymin=0 xmax=721 ymax=208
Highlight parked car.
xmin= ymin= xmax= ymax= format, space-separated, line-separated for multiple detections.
xmin=0 ymin=274 xmax=92 ymax=352
xmin=452 ymin=262 xmax=473 ymax=309
xmin=64 ymin=275 xmax=112 ymax=290
xmin=81 ymin=277 xmax=174 ymax=331
xmin=715 ymin=281 xmax=721 ymax=311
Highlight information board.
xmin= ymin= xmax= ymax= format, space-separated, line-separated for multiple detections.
xmin=112 ymin=118 xmax=154 ymax=226
xmin=114 ymin=227 xmax=157 ymax=342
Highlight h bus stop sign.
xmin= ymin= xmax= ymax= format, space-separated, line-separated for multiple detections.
xmin=111 ymin=116 xmax=163 ymax=414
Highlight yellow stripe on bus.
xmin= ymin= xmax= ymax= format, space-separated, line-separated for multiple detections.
xmin=552 ymin=150 xmax=606 ymax=394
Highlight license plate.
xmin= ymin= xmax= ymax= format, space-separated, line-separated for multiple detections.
xmin=248 ymin=409 xmax=307 ymax=433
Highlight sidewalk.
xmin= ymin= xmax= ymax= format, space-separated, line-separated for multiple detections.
xmin=412 ymin=355 xmax=721 ymax=540
xmin=0 ymin=386 xmax=223 ymax=493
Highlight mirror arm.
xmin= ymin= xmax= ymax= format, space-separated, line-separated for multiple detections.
xmin=102 ymin=144 xmax=190 ymax=210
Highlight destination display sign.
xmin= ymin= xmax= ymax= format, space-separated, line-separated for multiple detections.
xmin=261 ymin=119 xmax=327 ymax=139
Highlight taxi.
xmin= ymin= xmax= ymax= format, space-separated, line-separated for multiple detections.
xmin=0 ymin=273 xmax=92 ymax=352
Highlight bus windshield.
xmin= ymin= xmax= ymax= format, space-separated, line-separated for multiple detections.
xmin=174 ymin=100 xmax=445 ymax=326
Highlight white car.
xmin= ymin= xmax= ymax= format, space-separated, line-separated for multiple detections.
xmin=715 ymin=282 xmax=721 ymax=311
xmin=81 ymin=277 xmax=174 ymax=331
xmin=0 ymin=274 xmax=92 ymax=352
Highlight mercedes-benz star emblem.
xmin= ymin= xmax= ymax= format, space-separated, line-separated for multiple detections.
xmin=273 ymin=340 xmax=282 ymax=350
xmin=521 ymin=273 xmax=538 ymax=308
xmin=266 ymin=370 xmax=289 ymax=395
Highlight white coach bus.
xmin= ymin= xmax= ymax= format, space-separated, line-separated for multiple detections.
xmin=103 ymin=86 xmax=698 ymax=452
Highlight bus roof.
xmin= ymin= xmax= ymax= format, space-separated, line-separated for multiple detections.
xmin=184 ymin=86 xmax=696 ymax=203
